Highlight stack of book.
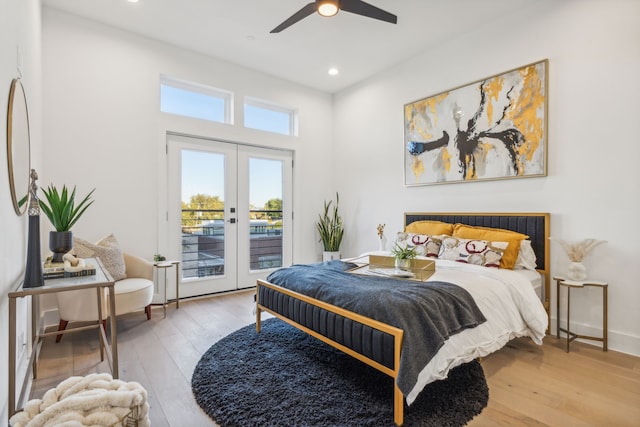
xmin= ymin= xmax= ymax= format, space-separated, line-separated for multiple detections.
xmin=43 ymin=258 xmax=96 ymax=279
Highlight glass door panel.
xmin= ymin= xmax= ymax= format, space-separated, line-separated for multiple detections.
xmin=167 ymin=134 xmax=237 ymax=297
xmin=181 ymin=150 xmax=226 ymax=279
xmin=236 ymin=145 xmax=293 ymax=289
xmin=249 ymin=157 xmax=283 ymax=271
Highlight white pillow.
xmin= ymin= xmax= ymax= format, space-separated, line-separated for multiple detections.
xmin=514 ymin=240 xmax=537 ymax=270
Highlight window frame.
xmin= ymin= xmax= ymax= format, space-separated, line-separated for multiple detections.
xmin=160 ymin=74 xmax=234 ymax=125
xmin=243 ymin=96 xmax=298 ymax=136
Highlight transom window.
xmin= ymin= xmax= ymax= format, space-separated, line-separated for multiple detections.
xmin=160 ymin=75 xmax=233 ymax=124
xmin=244 ymin=97 xmax=297 ymax=136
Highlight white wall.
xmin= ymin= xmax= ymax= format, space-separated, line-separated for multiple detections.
xmin=0 ymin=0 xmax=42 ymax=423
xmin=0 ymin=2 xmax=632 ymax=422
xmin=333 ymin=0 xmax=640 ymax=356
xmin=41 ymin=8 xmax=335 ymax=268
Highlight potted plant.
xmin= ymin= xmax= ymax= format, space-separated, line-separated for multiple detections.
xmin=39 ymin=184 xmax=95 ymax=262
xmin=391 ymin=243 xmax=417 ymax=270
xmin=316 ymin=193 xmax=344 ymax=261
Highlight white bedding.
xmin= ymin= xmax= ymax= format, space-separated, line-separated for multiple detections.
xmin=514 ymin=268 xmax=543 ymax=299
xmin=406 ymin=259 xmax=548 ymax=404
xmin=346 ymin=253 xmax=548 ymax=406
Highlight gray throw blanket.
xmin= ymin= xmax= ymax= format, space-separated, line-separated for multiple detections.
xmin=266 ymin=260 xmax=486 ymax=396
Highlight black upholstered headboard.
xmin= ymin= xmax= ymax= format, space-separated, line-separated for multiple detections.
xmin=404 ymin=212 xmax=549 ymax=270
xmin=404 ymin=212 xmax=551 ymax=316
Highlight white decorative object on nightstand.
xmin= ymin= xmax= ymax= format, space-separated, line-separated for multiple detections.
xmin=550 ymin=237 xmax=606 ymax=280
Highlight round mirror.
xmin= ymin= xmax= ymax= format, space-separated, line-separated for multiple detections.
xmin=6 ymin=78 xmax=31 ymax=215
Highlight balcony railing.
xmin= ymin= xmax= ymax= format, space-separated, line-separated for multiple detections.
xmin=181 ymin=208 xmax=283 ymax=278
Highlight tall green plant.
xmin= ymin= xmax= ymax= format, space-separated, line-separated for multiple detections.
xmin=316 ymin=193 xmax=344 ymax=252
xmin=39 ymin=184 xmax=95 ymax=232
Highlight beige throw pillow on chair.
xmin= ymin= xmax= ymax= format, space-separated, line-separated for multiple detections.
xmin=73 ymin=234 xmax=127 ymax=281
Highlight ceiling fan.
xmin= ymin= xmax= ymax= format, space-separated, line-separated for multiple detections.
xmin=270 ymin=0 xmax=397 ymax=33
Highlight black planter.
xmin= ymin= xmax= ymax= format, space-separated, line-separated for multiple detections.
xmin=49 ymin=231 xmax=73 ymax=263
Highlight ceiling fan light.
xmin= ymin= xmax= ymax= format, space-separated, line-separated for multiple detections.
xmin=317 ymin=0 xmax=339 ymax=17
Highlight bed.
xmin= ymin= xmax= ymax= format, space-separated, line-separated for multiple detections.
xmin=255 ymin=212 xmax=550 ymax=426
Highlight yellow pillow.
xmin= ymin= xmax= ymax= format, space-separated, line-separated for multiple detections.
xmin=405 ymin=220 xmax=454 ymax=236
xmin=452 ymin=224 xmax=528 ymax=270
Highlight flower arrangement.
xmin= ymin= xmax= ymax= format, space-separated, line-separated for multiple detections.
xmin=551 ymin=238 xmax=607 ymax=262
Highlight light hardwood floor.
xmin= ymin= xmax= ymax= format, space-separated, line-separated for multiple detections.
xmin=30 ymin=290 xmax=640 ymax=427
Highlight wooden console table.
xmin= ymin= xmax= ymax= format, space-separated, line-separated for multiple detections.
xmin=8 ymin=257 xmax=119 ymax=417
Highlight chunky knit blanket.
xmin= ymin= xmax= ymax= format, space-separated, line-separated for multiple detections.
xmin=9 ymin=373 xmax=150 ymax=427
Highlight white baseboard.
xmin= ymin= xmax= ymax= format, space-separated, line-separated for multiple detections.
xmin=551 ymin=316 xmax=640 ymax=356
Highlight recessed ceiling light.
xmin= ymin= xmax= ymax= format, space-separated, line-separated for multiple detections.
xmin=127 ymin=0 xmax=139 ymax=3
xmin=328 ymin=67 xmax=339 ymax=76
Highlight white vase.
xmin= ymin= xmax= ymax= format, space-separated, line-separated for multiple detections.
xmin=567 ymin=261 xmax=587 ymax=281
xmin=395 ymin=258 xmax=411 ymax=271
xmin=323 ymin=251 xmax=341 ymax=261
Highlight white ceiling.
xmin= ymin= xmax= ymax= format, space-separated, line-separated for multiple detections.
xmin=42 ymin=0 xmax=543 ymax=93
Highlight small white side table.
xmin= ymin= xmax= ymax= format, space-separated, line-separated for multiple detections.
xmin=554 ymin=276 xmax=608 ymax=353
xmin=154 ymin=260 xmax=181 ymax=318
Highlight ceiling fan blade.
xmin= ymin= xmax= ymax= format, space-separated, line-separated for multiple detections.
xmin=270 ymin=2 xmax=318 ymax=33
xmin=340 ymin=0 xmax=397 ymax=24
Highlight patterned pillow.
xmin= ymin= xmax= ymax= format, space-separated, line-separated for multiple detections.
xmin=73 ymin=234 xmax=127 ymax=281
xmin=395 ymin=232 xmax=443 ymax=257
xmin=452 ymin=224 xmax=528 ymax=270
xmin=438 ymin=236 xmax=508 ymax=268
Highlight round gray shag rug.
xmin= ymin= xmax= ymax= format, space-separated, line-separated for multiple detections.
xmin=192 ymin=318 xmax=488 ymax=427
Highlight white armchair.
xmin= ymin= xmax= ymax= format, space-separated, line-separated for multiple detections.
xmin=55 ymin=253 xmax=154 ymax=342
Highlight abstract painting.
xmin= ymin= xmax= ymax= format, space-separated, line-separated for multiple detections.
xmin=404 ymin=60 xmax=548 ymax=186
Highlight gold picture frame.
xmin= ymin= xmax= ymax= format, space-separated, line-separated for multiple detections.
xmin=404 ymin=59 xmax=548 ymax=186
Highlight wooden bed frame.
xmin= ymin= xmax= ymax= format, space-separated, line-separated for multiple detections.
xmin=256 ymin=212 xmax=550 ymax=426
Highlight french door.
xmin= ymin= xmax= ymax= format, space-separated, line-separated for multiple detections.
xmin=167 ymin=134 xmax=293 ymax=298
